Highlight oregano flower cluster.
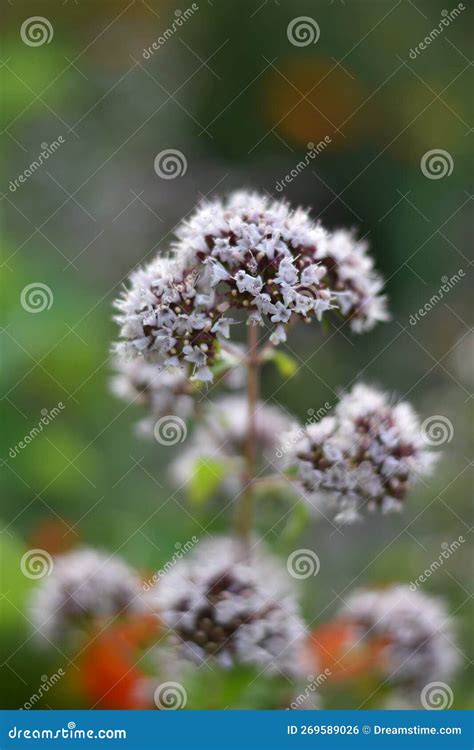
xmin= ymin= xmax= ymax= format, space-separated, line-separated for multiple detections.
xmin=288 ymin=383 xmax=436 ymax=523
xmin=29 ymin=191 xmax=455 ymax=708
xmin=115 ymin=191 xmax=388 ymax=381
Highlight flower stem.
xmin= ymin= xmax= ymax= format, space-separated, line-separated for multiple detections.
xmin=235 ymin=324 xmax=259 ymax=552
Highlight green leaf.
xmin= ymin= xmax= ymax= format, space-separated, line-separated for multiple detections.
xmin=0 ymin=529 xmax=36 ymax=630
xmin=182 ymin=664 xmax=290 ymax=709
xmin=280 ymin=501 xmax=311 ymax=543
xmin=188 ymin=457 xmax=231 ymax=505
xmin=266 ymin=349 xmax=298 ymax=377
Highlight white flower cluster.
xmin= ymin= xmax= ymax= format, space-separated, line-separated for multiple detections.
xmin=176 ymin=192 xmax=387 ymax=340
xmin=290 ymin=384 xmax=435 ymax=523
xmin=114 ymin=257 xmax=232 ymax=382
xmin=115 ymin=191 xmax=387 ymax=384
xmin=175 ymin=191 xmax=332 ymax=345
xmin=154 ymin=537 xmax=305 ymax=674
xmin=30 ymin=548 xmax=145 ymax=641
xmin=170 ymin=395 xmax=292 ymax=492
xmin=341 ymin=585 xmax=459 ymax=686
xmin=320 ymin=230 xmax=388 ymax=333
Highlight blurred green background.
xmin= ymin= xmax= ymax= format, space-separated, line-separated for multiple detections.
xmin=1 ymin=0 xmax=472 ymax=709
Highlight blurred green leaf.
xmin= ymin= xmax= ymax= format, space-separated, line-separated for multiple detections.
xmin=1 ymin=39 xmax=71 ymax=125
xmin=265 ymin=349 xmax=298 ymax=378
xmin=188 ymin=457 xmax=231 ymax=505
xmin=0 ymin=529 xmax=34 ymax=629
xmin=182 ymin=663 xmax=290 ymax=709
xmin=280 ymin=501 xmax=311 ymax=544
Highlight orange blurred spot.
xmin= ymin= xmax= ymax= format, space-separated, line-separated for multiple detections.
xmin=77 ymin=615 xmax=159 ymax=709
xmin=306 ymin=619 xmax=390 ymax=683
xmin=263 ymin=58 xmax=370 ymax=147
xmin=28 ymin=518 xmax=78 ymax=555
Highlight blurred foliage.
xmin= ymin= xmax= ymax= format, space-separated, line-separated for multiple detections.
xmin=1 ymin=0 xmax=472 ymax=710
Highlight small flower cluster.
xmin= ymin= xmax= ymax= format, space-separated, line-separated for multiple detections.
xmin=170 ymin=395 xmax=292 ymax=491
xmin=114 ymin=257 xmax=232 ymax=382
xmin=340 ymin=585 xmax=459 ymax=686
xmin=154 ymin=537 xmax=305 ymax=675
xmin=114 ymin=191 xmax=387 ymax=385
xmin=30 ymin=548 xmax=146 ymax=641
xmin=175 ymin=191 xmax=333 ymax=345
xmin=319 ymin=230 xmax=388 ymax=333
xmin=290 ymin=384 xmax=435 ymax=522
xmin=175 ymin=192 xmax=387 ymax=342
